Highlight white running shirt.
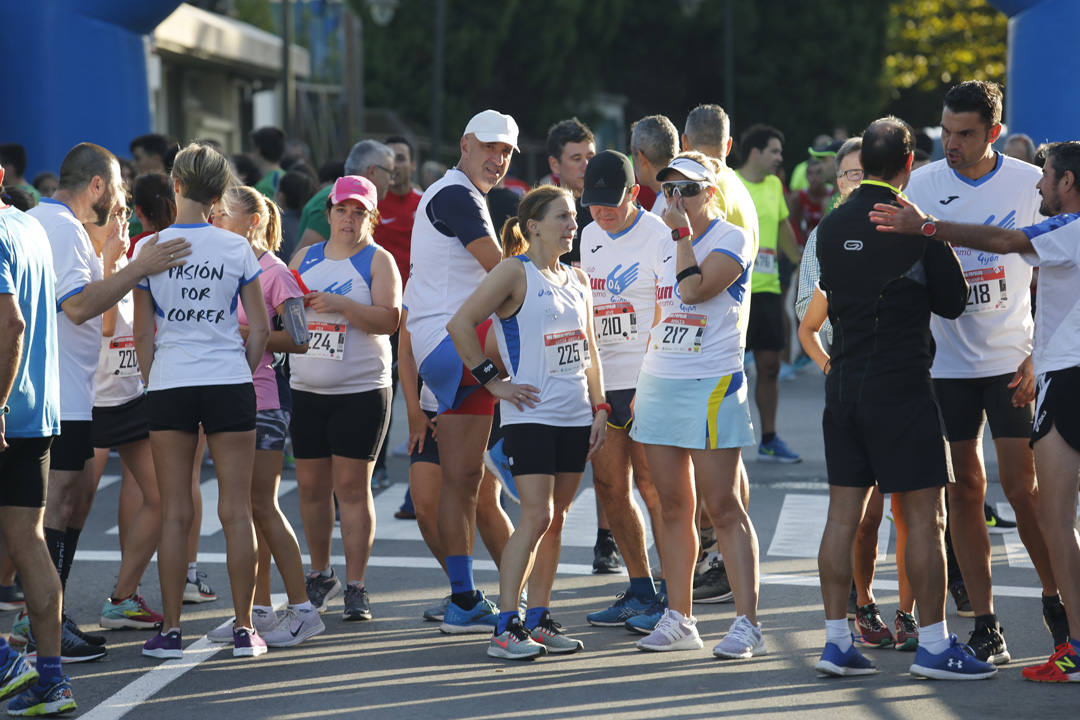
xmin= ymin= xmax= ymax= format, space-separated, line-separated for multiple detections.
xmin=906 ymin=154 xmax=1042 ymax=378
xmin=1020 ymin=214 xmax=1080 ymax=374
xmin=94 ymin=257 xmax=143 ymax=407
xmin=581 ymin=208 xmax=666 ymax=390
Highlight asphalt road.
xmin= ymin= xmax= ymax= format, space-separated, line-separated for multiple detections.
xmin=18 ymin=368 xmax=1074 ymax=719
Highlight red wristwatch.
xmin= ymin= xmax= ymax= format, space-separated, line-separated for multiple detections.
xmin=592 ymin=402 xmax=612 ymax=416
xmin=671 ymin=226 xmax=691 ymax=241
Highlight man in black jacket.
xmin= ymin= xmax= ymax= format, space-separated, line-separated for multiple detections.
xmin=812 ymin=117 xmax=996 ymax=680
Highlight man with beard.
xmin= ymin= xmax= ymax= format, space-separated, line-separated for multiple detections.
xmin=20 ymin=143 xmax=188 ymax=659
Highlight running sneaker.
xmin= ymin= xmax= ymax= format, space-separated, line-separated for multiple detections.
xmin=62 ymin=615 xmax=105 ymax=647
xmin=587 ymin=591 xmax=653 ymax=627
xmin=371 ymin=467 xmax=391 ymax=490
xmin=966 ymin=623 xmax=1010 ymax=665
xmin=260 ymin=607 xmax=325 ymax=648
xmin=6 ymin=677 xmax=76 ymax=717
xmin=440 ymin=594 xmax=499 ymax=635
xmin=423 ymin=596 xmax=450 ymax=623
xmin=757 ymin=435 xmax=801 ymax=463
xmin=488 ymin=616 xmax=546 ymax=660
xmin=233 ymin=627 xmax=267 ymax=658
xmin=142 ymin=630 xmax=182 ymax=659
xmin=100 ymin=595 xmax=163 ymax=630
xmin=208 ymin=609 xmax=277 ymax=644
xmin=305 ymin=570 xmax=342 ymax=612
xmin=58 ymin=620 xmax=107 ymax=663
xmin=0 ymin=584 xmax=25 ymax=612
xmin=713 ymin=615 xmax=766 ymax=659
xmin=8 ymin=612 xmax=29 ymax=648
xmin=527 ymin=611 xmax=583 ymax=654
xmin=983 ymin=502 xmax=1016 ymax=534
xmin=894 ymin=610 xmax=919 ymax=651
xmin=1021 ymin=642 xmax=1080 ymax=683
xmin=815 ymin=637 xmax=879 ymax=677
xmin=592 ymin=531 xmax=622 ymax=574
xmin=0 ymin=651 xmax=37 ymax=703
xmin=636 ymin=608 xmax=703 ymax=652
xmin=693 ymin=558 xmax=733 ymax=603
xmin=183 ymin=573 xmax=217 ymax=604
xmin=855 ymin=603 xmax=895 ymax=648
xmin=948 ymin=580 xmax=974 ymax=617
xmin=342 ymin=584 xmax=372 ymax=621
xmin=908 ymin=635 xmax=997 ymax=680
xmin=484 ymin=438 xmax=519 ymax=504
xmin=1042 ymin=594 xmax=1070 ymax=649
xmin=394 ymin=490 xmax=416 ymax=520
xmin=625 ymin=594 xmax=668 ymax=635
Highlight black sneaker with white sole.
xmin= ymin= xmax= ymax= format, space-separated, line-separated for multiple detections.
xmin=967 ymin=623 xmax=1010 ymax=665
xmin=343 ymin=584 xmax=372 ymax=621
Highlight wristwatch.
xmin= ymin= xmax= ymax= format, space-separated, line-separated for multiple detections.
xmin=671 ymin=226 xmax=691 ymax=241
xmin=920 ymin=219 xmax=938 ymax=238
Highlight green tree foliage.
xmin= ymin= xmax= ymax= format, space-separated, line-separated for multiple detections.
xmin=883 ymin=0 xmax=1007 ymax=127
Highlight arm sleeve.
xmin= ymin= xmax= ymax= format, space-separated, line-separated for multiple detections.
xmin=240 ymin=245 xmax=263 ymax=286
xmin=264 ymin=261 xmax=305 ymax=309
xmin=53 ymin=226 xmax=94 ymax=307
xmin=923 ymin=239 xmax=969 ymax=319
xmin=711 ymin=224 xmax=752 ymax=269
xmin=426 ymin=185 xmax=496 ymax=247
xmin=1022 ymin=214 xmax=1080 ymax=267
xmin=795 ymin=228 xmax=821 ymax=322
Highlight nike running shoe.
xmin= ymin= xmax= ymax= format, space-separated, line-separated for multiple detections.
xmin=0 ymin=584 xmax=25 ymax=612
xmin=625 ymin=594 xmax=668 ymax=635
xmin=1022 ymin=641 xmax=1080 ymax=682
xmin=1042 ymin=594 xmax=1070 ymax=649
xmin=62 ymin=615 xmax=105 ymax=647
xmin=527 ymin=612 xmax=583 ymax=654
xmin=855 ymin=603 xmax=895 ymax=648
xmin=815 ymin=638 xmax=879 ymax=677
xmin=343 ymin=584 xmax=372 ymax=621
xmin=592 ymin=531 xmax=622 ymax=574
xmin=183 ymin=573 xmax=217 ymax=604
xmin=423 ymin=595 xmax=450 ymax=623
xmin=487 ymin=616 xmax=546 ymax=660
xmin=636 ymin=608 xmax=703 ymax=652
xmin=260 ymin=607 xmax=325 ymax=648
xmin=233 ymin=627 xmax=267 ymax=658
xmin=757 ymin=435 xmax=801 ymax=463
xmin=484 ymin=438 xmax=519 ymax=505
xmin=983 ymin=502 xmax=1016 ymax=534
xmin=894 ymin=610 xmax=919 ymax=651
xmin=713 ymin=615 xmax=766 ymax=659
xmin=100 ymin=594 xmax=163 ymax=630
xmin=587 ymin=591 xmax=653 ymax=627
xmin=693 ymin=558 xmax=733 ymax=603
xmin=440 ymin=594 xmax=499 ymax=635
xmin=305 ymin=570 xmax=342 ymax=612
xmin=966 ymin=623 xmax=1010 ymax=665
xmin=908 ymin=635 xmax=997 ymax=680
xmin=6 ymin=677 xmax=76 ymax=717
xmin=0 ymin=652 xmax=37 ymax=703
xmin=948 ymin=580 xmax=974 ymax=618
xmin=208 ymin=609 xmax=276 ymax=643
xmin=142 ymin=630 xmax=182 ymax=660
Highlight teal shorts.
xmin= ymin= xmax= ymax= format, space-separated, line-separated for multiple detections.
xmin=630 ymin=371 xmax=755 ymax=450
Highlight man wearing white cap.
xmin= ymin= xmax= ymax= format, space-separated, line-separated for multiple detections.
xmin=404 ymin=109 xmax=518 ymax=633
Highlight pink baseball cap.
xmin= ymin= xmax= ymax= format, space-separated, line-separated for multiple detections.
xmin=329 ymin=175 xmax=378 ymax=211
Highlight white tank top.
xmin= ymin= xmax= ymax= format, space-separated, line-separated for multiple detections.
xmin=289 ymin=241 xmax=392 ymax=394
xmin=493 ymin=257 xmax=593 ymax=427
xmin=94 ymin=257 xmax=144 ymax=407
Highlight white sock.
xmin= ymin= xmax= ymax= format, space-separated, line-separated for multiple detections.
xmin=667 ymin=607 xmax=687 ymax=623
xmin=920 ymin=620 xmax=950 ymax=654
xmin=187 ymin=563 xmax=198 ymax=583
xmin=715 ymin=553 xmax=723 ymax=563
xmin=825 ymin=619 xmax=852 ymax=651
xmin=164 ymin=626 xmax=180 ymax=636
xmin=316 ymin=567 xmax=333 ymax=578
xmin=291 ymin=601 xmax=316 ymax=613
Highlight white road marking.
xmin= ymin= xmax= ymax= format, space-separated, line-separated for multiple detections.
xmin=97 ymin=473 xmax=123 ymax=491
xmin=994 ymin=501 xmax=1034 ymax=568
xmin=767 ymin=493 xmax=828 ymax=557
xmin=560 ymin=486 xmax=655 ymax=549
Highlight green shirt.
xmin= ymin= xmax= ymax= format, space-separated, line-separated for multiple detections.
xmin=737 ymin=172 xmax=788 ymax=295
xmin=255 ymin=169 xmax=284 ymax=199
xmin=297 ymin=186 xmax=331 ymax=242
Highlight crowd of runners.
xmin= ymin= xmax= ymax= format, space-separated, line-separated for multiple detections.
xmin=1 ymin=77 xmax=1079 ymax=715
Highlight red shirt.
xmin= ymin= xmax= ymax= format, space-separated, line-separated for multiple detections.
xmin=795 ymin=189 xmax=826 ymax=246
xmin=374 ymin=187 xmax=422 ymax=285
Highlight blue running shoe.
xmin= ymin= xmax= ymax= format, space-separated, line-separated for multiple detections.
xmin=484 ymin=439 xmax=519 ymax=504
xmin=0 ymin=651 xmax=37 ymax=703
xmin=624 ymin=594 xmax=668 ymax=635
xmin=587 ymin=591 xmax=653 ymax=627
xmin=758 ymin=435 xmax=801 ymax=464
xmin=7 ymin=677 xmax=76 ymax=716
xmin=909 ymin=634 xmax=997 ymax=680
xmin=439 ymin=594 xmax=499 ymax=635
xmin=815 ymin=638 xmax=879 ymax=677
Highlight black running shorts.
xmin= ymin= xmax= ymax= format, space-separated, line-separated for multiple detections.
xmin=502 ymin=423 xmax=590 ymax=477
xmin=290 ymin=387 xmax=391 ymax=460
xmin=933 ymin=373 xmax=1034 ymax=441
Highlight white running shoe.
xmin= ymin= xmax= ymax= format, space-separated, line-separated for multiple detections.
xmin=636 ymin=608 xmax=703 ymax=652
xmin=206 ymin=608 xmax=277 ymax=643
xmin=713 ymin=615 xmax=766 ymax=659
xmin=260 ymin=607 xmax=326 ymax=647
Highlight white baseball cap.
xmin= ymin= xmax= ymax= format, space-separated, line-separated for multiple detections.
xmin=463 ymin=109 xmax=520 ymax=151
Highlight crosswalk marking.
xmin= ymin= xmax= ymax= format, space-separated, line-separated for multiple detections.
xmin=996 ymin=501 xmax=1035 ymax=569
xmin=560 ymin=486 xmax=655 ymax=549
xmin=767 ymin=494 xmax=828 ymax=557
xmin=107 ymin=480 xmax=298 ymax=536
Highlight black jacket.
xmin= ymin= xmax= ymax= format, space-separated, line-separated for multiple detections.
xmin=816 ymin=183 xmax=968 ymax=403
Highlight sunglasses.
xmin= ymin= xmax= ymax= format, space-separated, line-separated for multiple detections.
xmin=661 ymin=181 xmax=706 ymax=198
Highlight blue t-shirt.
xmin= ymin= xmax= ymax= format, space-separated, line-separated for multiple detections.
xmin=0 ymin=206 xmax=60 ymax=438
